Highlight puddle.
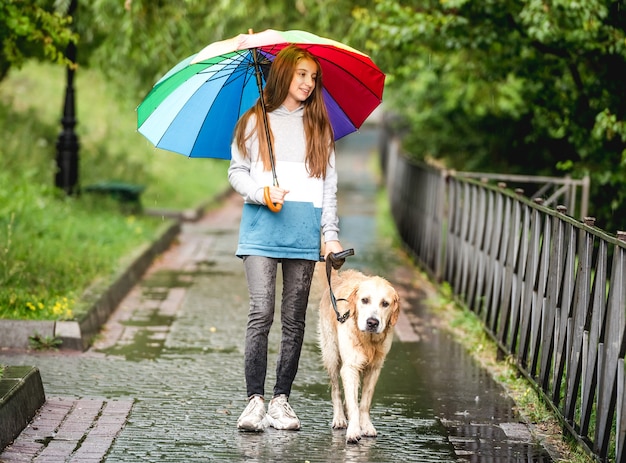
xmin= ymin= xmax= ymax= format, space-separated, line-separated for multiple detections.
xmin=385 ymin=337 xmax=553 ymax=462
xmin=142 ymin=270 xmax=194 ymax=293
xmin=99 ymin=310 xmax=174 ymax=360
xmin=323 ymin=128 xmax=556 ymax=462
xmin=299 ymin=326 xmax=553 ymax=461
xmin=81 ymin=126 xmax=556 ymax=461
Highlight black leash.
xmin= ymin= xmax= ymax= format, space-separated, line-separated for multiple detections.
xmin=324 ymin=248 xmax=355 ymax=323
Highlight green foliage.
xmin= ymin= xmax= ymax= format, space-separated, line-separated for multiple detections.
xmin=76 ymin=0 xmax=374 ymax=102
xmin=28 ymin=332 xmax=63 ymax=351
xmin=0 ymin=61 xmax=230 ymax=320
xmin=353 ymin=0 xmax=626 ymax=232
xmin=0 ymin=172 xmax=162 ymax=320
xmin=2 ymin=0 xmax=376 ymax=100
xmin=0 ymin=61 xmax=229 ymax=210
xmin=0 ymin=0 xmax=77 ymax=80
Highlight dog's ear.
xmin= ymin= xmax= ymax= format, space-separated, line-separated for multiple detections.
xmin=389 ymin=289 xmax=401 ymax=326
xmin=347 ymin=285 xmax=360 ymax=316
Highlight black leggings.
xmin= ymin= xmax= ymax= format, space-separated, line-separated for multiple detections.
xmin=242 ymin=255 xmax=316 ymax=398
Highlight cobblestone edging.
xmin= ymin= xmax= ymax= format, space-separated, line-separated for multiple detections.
xmin=0 ymin=366 xmax=45 ymax=450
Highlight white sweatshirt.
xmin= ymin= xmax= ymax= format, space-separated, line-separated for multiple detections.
xmin=228 ymin=104 xmax=339 ymax=260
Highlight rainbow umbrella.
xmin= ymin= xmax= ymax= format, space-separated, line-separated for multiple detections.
xmin=137 ymin=29 xmax=385 ymax=160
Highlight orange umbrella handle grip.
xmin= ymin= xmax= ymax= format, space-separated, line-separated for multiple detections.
xmin=264 ymin=186 xmax=283 ymax=213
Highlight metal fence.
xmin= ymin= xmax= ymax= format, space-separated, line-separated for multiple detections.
xmin=382 ymin=133 xmax=626 ymax=462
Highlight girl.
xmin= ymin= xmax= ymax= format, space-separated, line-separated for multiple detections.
xmin=228 ymin=44 xmax=343 ymax=431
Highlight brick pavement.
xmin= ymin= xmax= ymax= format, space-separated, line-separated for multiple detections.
xmin=0 ymin=398 xmax=132 ymax=462
xmin=0 ymin=128 xmax=558 ymax=462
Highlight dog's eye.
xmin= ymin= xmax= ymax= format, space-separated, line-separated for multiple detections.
xmin=361 ymin=297 xmax=370 ymax=305
xmin=381 ymin=300 xmax=389 ymax=308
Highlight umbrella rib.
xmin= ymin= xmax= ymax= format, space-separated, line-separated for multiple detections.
xmin=317 ymin=49 xmax=383 ymax=92
xmin=257 ymin=43 xmax=384 ymax=102
xmin=187 ymin=55 xmax=260 ymax=158
xmin=316 ymin=59 xmax=383 ymax=126
xmin=146 ymin=54 xmax=255 ymax=155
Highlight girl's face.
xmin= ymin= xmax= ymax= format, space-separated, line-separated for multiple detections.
xmin=283 ymin=58 xmax=317 ymax=111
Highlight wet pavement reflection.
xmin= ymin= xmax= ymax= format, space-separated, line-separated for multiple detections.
xmin=323 ymin=128 xmax=554 ymax=462
xmin=0 ymin=125 xmax=556 ymax=462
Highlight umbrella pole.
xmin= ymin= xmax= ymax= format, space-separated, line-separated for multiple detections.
xmin=250 ymin=36 xmax=282 ymax=212
xmin=251 ymin=48 xmax=278 ymax=187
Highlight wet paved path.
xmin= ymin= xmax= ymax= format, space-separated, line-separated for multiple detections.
xmin=0 ymin=127 xmax=555 ymax=462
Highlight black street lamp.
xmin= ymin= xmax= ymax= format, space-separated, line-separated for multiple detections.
xmin=55 ymin=0 xmax=79 ymax=195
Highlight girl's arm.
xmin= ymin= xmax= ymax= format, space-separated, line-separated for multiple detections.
xmin=228 ymin=141 xmax=266 ymax=205
xmin=321 ymin=150 xmax=341 ymax=257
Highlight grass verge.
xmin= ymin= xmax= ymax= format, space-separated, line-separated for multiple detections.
xmin=0 ymin=61 xmax=230 ymax=321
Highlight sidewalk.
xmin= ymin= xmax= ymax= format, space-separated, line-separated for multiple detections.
xmin=0 ymin=127 xmax=558 ymax=462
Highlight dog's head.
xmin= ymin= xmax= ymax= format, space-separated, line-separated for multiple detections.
xmin=348 ymin=276 xmax=400 ymax=334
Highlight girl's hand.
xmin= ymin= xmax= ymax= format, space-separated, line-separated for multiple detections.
xmin=264 ymin=186 xmax=289 ymax=205
xmin=323 ymin=240 xmax=343 ymax=260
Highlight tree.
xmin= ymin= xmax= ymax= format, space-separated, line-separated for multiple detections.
xmin=353 ymin=0 xmax=626 ymax=231
xmin=74 ymin=0 xmax=374 ymax=102
xmin=0 ymin=0 xmax=76 ymax=81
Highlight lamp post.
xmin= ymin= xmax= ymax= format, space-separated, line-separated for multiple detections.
xmin=55 ymin=0 xmax=79 ymax=195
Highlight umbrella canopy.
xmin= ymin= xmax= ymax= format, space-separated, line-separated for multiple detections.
xmin=137 ymin=29 xmax=385 ymax=159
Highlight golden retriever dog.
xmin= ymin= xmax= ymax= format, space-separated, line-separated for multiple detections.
xmin=318 ymin=268 xmax=400 ymax=444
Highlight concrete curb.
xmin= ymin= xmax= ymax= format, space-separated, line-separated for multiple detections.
xmin=0 ymin=366 xmax=45 ymax=450
xmin=59 ymin=220 xmax=182 ymax=351
xmin=0 ymin=196 xmax=225 ymax=452
xmin=0 ymin=220 xmax=181 ymax=351
xmin=0 ymin=189 xmax=235 ymax=351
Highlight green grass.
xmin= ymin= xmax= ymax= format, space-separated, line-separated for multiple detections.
xmin=0 ymin=61 xmax=230 ymax=321
xmin=1 ymin=61 xmax=229 ymax=210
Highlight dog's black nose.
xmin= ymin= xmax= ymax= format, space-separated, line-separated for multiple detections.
xmin=366 ymin=317 xmax=380 ymax=332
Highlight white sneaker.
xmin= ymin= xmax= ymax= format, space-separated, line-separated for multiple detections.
xmin=266 ymin=394 xmax=301 ymax=430
xmin=237 ymin=396 xmax=267 ymax=431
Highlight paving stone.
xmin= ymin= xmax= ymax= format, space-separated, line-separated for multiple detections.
xmin=0 ymin=128 xmax=558 ymax=462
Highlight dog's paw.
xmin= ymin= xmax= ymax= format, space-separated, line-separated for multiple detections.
xmin=332 ymin=416 xmax=348 ymax=429
xmin=345 ymin=423 xmax=362 ymax=444
xmin=361 ymin=421 xmax=377 ymax=437
xmin=331 ymin=408 xmax=347 ymax=429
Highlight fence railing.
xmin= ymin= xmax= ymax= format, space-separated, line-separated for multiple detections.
xmin=453 ymin=171 xmax=590 ymax=221
xmin=382 ymin=133 xmax=626 ymax=462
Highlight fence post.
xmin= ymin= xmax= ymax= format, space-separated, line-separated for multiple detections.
xmin=594 ymin=231 xmax=626 ymax=458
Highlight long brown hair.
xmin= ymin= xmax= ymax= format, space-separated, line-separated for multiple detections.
xmin=234 ymin=44 xmax=335 ymax=178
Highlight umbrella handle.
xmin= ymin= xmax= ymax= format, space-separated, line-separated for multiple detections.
xmin=264 ymin=186 xmax=283 ymax=213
